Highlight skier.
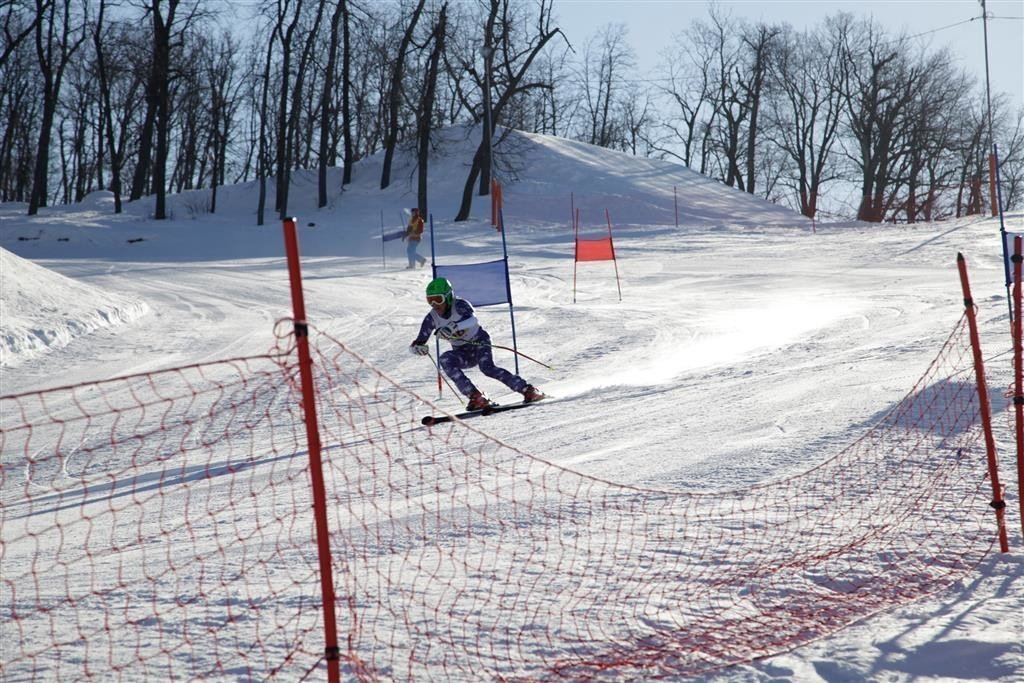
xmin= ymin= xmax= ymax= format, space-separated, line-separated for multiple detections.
xmin=410 ymin=277 xmax=545 ymax=410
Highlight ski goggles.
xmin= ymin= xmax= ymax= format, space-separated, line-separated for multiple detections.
xmin=426 ymin=294 xmax=447 ymax=305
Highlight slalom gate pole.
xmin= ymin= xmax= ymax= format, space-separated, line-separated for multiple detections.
xmin=811 ymin=191 xmax=817 ymax=234
xmin=423 ymin=351 xmax=458 ymax=397
xmin=957 ymin=252 xmax=1010 ymax=552
xmin=498 ymin=207 xmax=520 ymax=375
xmin=429 ymin=213 xmax=442 ymax=398
xmin=570 ymin=191 xmax=575 ymax=234
xmin=605 ymin=208 xmax=622 ymax=302
xmin=674 ymin=184 xmax=678 ymax=229
xmin=1014 ymin=236 xmax=1024 ymax=540
xmin=281 ymin=217 xmax=341 ymax=680
xmin=572 ymin=207 xmax=579 ymax=303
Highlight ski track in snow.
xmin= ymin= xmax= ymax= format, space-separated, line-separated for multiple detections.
xmin=2 ymin=138 xmax=1022 ymax=681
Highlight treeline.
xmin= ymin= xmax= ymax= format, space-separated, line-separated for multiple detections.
xmin=2 ymin=0 xmax=1021 ymax=223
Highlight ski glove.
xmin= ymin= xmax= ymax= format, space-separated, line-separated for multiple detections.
xmin=436 ymin=322 xmax=467 ymax=340
xmin=409 ymin=343 xmax=429 ymax=356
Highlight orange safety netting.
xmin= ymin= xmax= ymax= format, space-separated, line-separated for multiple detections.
xmin=0 ymin=314 xmax=1001 ymax=681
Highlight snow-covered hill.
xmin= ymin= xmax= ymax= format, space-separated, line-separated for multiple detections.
xmin=2 ymin=127 xmax=1022 ymax=681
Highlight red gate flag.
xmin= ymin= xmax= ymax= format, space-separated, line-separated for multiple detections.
xmin=573 ymin=206 xmax=622 ymax=302
xmin=576 ymin=237 xmax=615 ymax=262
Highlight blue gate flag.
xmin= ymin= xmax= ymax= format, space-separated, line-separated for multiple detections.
xmin=429 ymin=211 xmax=521 ymax=375
xmin=435 ymin=259 xmax=511 ymax=307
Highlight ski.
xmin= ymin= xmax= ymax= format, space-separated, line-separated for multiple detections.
xmin=421 ymin=401 xmax=537 ymax=426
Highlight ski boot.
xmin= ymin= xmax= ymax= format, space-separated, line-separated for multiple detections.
xmin=466 ymin=390 xmax=493 ymax=411
xmin=521 ymin=385 xmax=545 ymax=403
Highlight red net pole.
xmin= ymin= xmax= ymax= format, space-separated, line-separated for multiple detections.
xmin=282 ymin=217 xmax=342 ymax=680
xmin=1014 ymin=236 xmax=1024 ymax=540
xmin=957 ymin=252 xmax=1010 ymax=552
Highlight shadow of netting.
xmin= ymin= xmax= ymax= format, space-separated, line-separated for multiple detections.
xmin=307 ymin=312 xmax=999 ymax=682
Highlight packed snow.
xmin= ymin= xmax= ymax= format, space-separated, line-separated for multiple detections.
xmin=1 ymin=127 xmax=1022 ymax=681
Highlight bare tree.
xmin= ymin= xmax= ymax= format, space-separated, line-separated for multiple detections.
xmin=380 ymin=0 xmax=426 ymax=190
xmin=204 ymin=32 xmax=241 ymax=213
xmin=29 ymin=0 xmax=88 ymax=215
xmin=900 ymin=49 xmax=963 ymax=222
xmin=340 ymin=0 xmax=354 ymax=184
xmin=577 ymin=23 xmax=635 ymax=149
xmin=60 ymin=34 xmax=103 ymax=203
xmin=620 ymin=82 xmax=656 ymax=155
xmin=767 ymin=22 xmax=844 ymax=217
xmin=839 ymin=18 xmax=927 ymax=222
xmin=269 ymin=0 xmax=327 ymax=218
xmin=998 ymin=108 xmax=1024 ymax=212
xmin=453 ymin=0 xmax=563 ymax=221
xmin=415 ymin=3 xmax=447 ymax=216
xmin=700 ymin=9 xmax=747 ymax=188
xmin=0 ymin=16 xmax=40 ymax=202
xmin=510 ymin=48 xmax=572 ymax=136
xmin=93 ymin=0 xmax=124 ymax=211
xmin=317 ymin=0 xmax=346 ymax=207
xmin=654 ymin=23 xmax=716 ymax=168
xmin=739 ymin=22 xmax=779 ymax=194
xmin=1 ymin=0 xmax=43 ymax=69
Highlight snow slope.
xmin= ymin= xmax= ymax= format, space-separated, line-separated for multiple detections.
xmin=1 ymin=127 xmax=1022 ymax=681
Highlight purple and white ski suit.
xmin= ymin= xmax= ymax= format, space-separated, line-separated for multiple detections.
xmin=412 ymin=297 xmax=528 ymax=397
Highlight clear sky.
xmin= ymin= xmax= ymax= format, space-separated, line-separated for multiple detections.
xmin=553 ymin=0 xmax=1023 ymax=112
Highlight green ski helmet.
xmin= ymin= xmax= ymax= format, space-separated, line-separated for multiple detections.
xmin=425 ymin=277 xmax=453 ymax=307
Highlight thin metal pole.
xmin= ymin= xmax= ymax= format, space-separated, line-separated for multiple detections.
xmin=980 ymin=0 xmax=998 ymax=216
xmin=281 ymin=217 xmax=341 ymax=680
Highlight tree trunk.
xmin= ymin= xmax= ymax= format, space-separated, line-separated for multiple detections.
xmin=454 ymin=146 xmax=484 ymax=222
xmin=28 ymin=0 xmax=84 ymax=215
xmin=94 ymin=0 xmax=123 ymax=213
xmin=150 ymin=0 xmax=177 ymax=220
xmin=380 ymin=0 xmax=426 ymax=190
xmin=273 ymin=0 xmax=303 ymax=216
xmin=341 ymin=1 xmax=353 ymax=185
xmin=416 ymin=4 xmax=446 ymax=216
xmin=318 ymin=0 xmax=346 ymax=208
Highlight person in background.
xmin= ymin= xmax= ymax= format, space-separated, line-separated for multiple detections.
xmin=403 ymin=207 xmax=427 ymax=269
xmin=409 ymin=277 xmax=545 ymax=410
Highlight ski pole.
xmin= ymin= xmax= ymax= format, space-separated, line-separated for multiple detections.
xmin=435 ymin=334 xmax=555 ymax=370
xmin=421 ymin=350 xmax=459 ymax=397
xmin=484 ymin=341 xmax=555 ymax=370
